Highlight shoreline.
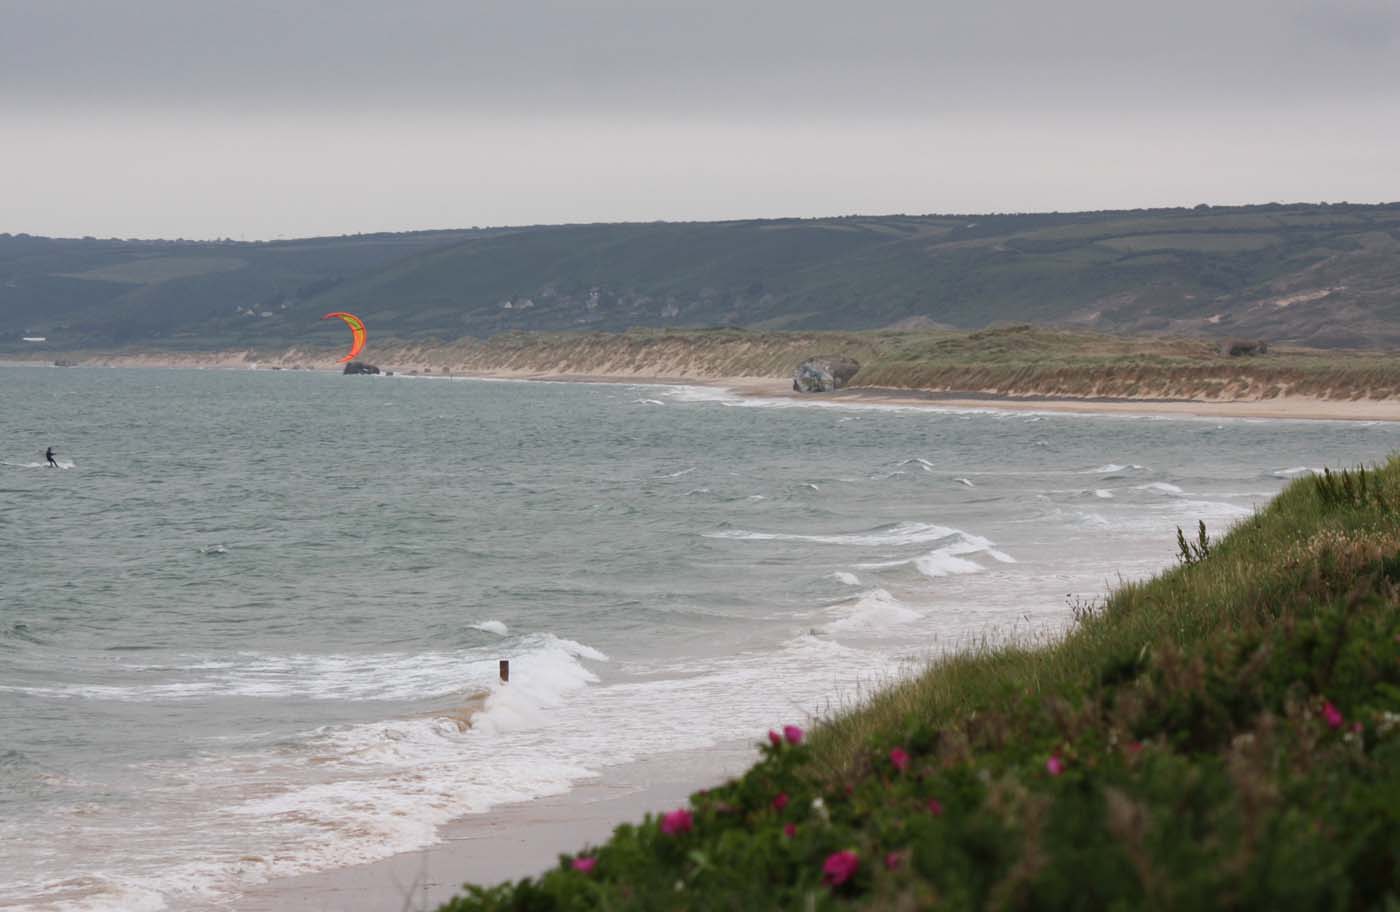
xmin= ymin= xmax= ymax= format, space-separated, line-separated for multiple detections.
xmin=5 ymin=353 xmax=1398 ymax=421
xmin=9 ymin=353 xmax=1384 ymax=908
xmin=219 ymin=742 xmax=756 ymax=912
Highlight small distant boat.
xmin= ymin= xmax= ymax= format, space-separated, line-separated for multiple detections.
xmin=53 ymin=359 xmax=78 ymax=367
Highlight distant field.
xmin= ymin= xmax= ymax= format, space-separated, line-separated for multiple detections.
xmin=57 ymin=256 xmax=247 ymax=284
xmin=1098 ymin=233 xmax=1282 ymax=253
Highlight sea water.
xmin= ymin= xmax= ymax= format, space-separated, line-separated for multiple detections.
xmin=2 ymin=365 xmax=1396 ymax=910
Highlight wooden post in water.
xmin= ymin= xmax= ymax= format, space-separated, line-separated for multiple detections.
xmin=499 ymin=659 xmax=510 ymax=683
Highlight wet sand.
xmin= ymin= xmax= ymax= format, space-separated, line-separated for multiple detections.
xmin=224 ymin=743 xmax=755 ymax=912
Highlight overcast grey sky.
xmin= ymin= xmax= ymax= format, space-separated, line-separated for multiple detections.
xmin=3 ymin=0 xmax=1397 ymax=238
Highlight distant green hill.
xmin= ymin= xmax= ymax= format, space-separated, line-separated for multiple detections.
xmin=4 ymin=202 xmax=1399 ymax=352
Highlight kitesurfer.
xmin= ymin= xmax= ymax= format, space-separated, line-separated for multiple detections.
xmin=45 ymin=447 xmax=58 ymax=468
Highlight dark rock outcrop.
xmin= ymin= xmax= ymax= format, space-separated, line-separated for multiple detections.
xmin=793 ymin=355 xmax=861 ymax=392
xmin=342 ymin=361 xmax=381 ymax=375
xmin=1220 ymin=339 xmax=1268 ymax=357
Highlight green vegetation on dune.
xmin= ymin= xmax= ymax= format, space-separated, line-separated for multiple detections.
xmin=19 ymin=324 xmax=1400 ymax=403
xmin=847 ymin=326 xmax=1400 ymax=400
xmin=4 ymin=202 xmax=1400 ymax=351
xmin=336 ymin=326 xmax=1400 ymax=402
xmin=440 ymin=463 xmax=1400 ymax=911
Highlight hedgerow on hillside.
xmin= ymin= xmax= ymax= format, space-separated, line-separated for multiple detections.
xmin=441 ymin=462 xmax=1400 ymax=911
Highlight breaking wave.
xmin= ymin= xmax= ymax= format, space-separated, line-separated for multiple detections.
xmin=706 ymin=521 xmax=975 ymax=548
xmin=821 ymin=588 xmax=921 ymax=633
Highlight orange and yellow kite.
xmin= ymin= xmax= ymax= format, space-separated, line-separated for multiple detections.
xmin=322 ymin=312 xmax=367 ymax=363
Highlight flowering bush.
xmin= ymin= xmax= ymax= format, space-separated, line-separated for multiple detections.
xmin=658 ymin=809 xmax=693 ymax=836
xmin=821 ymin=850 xmax=859 ymax=888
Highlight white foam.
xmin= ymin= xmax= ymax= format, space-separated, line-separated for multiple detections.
xmin=1088 ymin=463 xmax=1145 ymax=474
xmin=656 ymin=467 xmax=695 ymax=478
xmin=831 ymin=571 xmax=861 ymax=586
xmin=899 ymin=457 xmax=935 ymax=473
xmin=661 ymin=385 xmax=742 ymax=404
xmin=3 ymin=459 xmax=77 ymax=469
xmin=954 ymin=478 xmax=975 ymax=487
xmin=661 ymin=384 xmax=1003 ymax=416
xmin=1064 ymin=497 xmax=1253 ymax=534
xmin=470 ymin=639 xmax=605 ymax=735
xmin=821 ymin=588 xmax=921 ymax=633
xmin=1094 ymin=489 xmax=1114 ymax=499
xmin=706 ymin=520 xmax=966 ymax=547
xmin=1273 ymin=466 xmax=1321 ymax=478
xmin=13 ymin=880 xmax=170 ymax=912
xmin=913 ymin=551 xmax=986 ymax=577
xmin=13 ymin=630 xmax=915 ymax=911
xmin=1139 ymin=482 xmax=1184 ymax=495
xmin=853 ymin=529 xmax=1015 ymax=578
xmin=6 ymin=636 xmax=601 ymax=704
xmin=472 ymin=620 xmax=508 ymax=636
xmin=632 ymin=398 xmax=665 ymax=405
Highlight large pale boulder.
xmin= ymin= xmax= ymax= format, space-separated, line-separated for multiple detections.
xmin=793 ymin=355 xmax=860 ymax=392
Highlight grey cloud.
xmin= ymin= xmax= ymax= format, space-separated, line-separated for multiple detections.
xmin=2 ymin=1 xmax=1397 ymax=238
xmin=2 ymin=0 xmax=1398 ymax=116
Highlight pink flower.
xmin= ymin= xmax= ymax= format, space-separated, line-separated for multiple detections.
xmin=1046 ymin=754 xmax=1065 ymax=777
xmin=889 ymin=747 xmax=910 ymax=773
xmin=1322 ymin=701 xmax=1344 ymax=729
xmin=1125 ymin=741 xmax=1144 ymax=755
xmin=783 ymin=725 xmax=805 ymax=745
xmin=783 ymin=822 xmax=797 ymax=838
xmin=772 ymin=792 xmax=789 ymax=811
xmin=884 ymin=851 xmax=903 ymax=871
xmin=660 ymin=808 xmax=694 ymax=836
xmin=769 ymin=730 xmax=782 ymax=748
xmin=927 ymin=799 xmax=943 ymax=816
xmin=822 ymin=850 xmax=859 ymax=887
xmin=571 ymin=856 xmax=596 ymax=873
xmin=1352 ymin=721 xmax=1364 ymax=734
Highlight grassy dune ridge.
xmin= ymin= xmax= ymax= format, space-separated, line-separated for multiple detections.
xmin=441 ymin=462 xmax=1400 ymax=910
xmin=319 ymin=326 xmax=1400 ymax=401
xmin=27 ymin=325 xmax=1400 ymax=403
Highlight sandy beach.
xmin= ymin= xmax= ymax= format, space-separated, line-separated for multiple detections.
xmin=222 ymin=743 xmax=755 ymax=912
xmin=463 ymin=371 xmax=1400 ymax=423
